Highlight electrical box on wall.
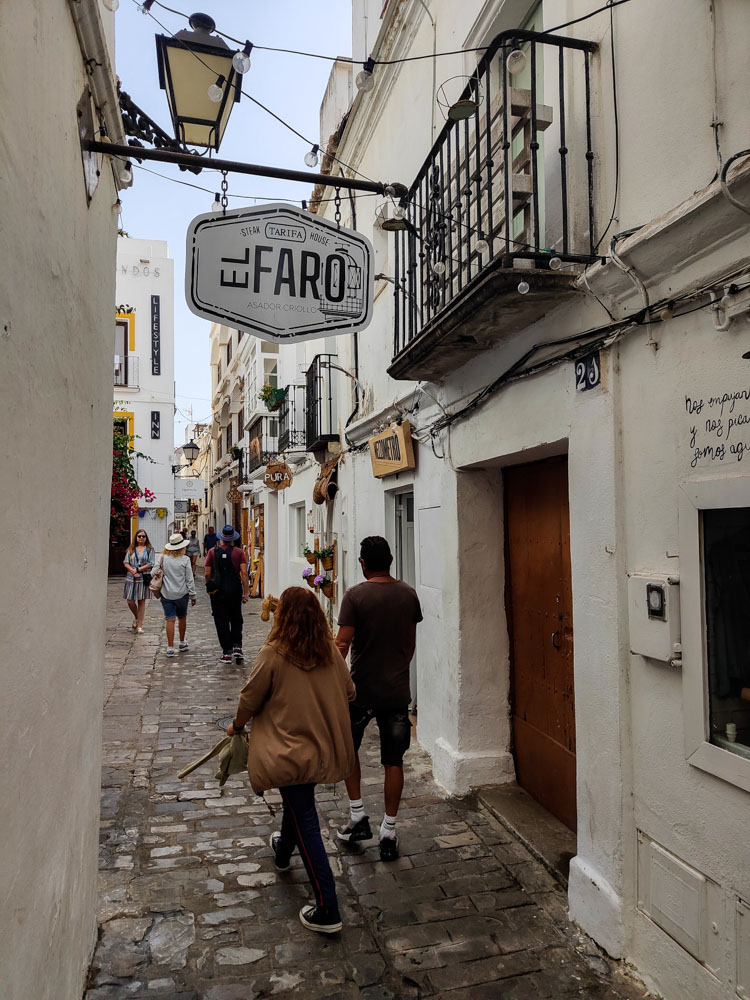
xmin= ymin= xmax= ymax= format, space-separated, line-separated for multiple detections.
xmin=627 ymin=573 xmax=681 ymax=663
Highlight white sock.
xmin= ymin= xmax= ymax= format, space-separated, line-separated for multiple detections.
xmin=380 ymin=814 xmax=397 ymax=840
xmin=348 ymin=799 xmax=365 ymax=824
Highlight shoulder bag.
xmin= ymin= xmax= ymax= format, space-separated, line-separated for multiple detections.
xmin=149 ymin=556 xmax=164 ymax=596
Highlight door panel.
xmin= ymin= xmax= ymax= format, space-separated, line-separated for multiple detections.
xmin=504 ymin=456 xmax=576 ymax=831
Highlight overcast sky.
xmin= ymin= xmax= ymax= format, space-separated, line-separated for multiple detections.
xmin=115 ymin=0 xmax=353 ymax=445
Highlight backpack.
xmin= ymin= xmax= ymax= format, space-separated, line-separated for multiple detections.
xmin=207 ymin=544 xmax=241 ymax=598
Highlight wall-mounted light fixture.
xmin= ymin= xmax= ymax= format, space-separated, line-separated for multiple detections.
xmin=155 ymin=13 xmax=242 ymax=151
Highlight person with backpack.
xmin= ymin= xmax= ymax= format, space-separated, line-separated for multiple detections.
xmin=205 ymin=524 xmax=249 ymax=663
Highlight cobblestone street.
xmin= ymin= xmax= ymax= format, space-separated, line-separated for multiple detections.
xmin=87 ymin=577 xmax=650 ymax=1000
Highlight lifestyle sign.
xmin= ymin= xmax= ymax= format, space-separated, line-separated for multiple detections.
xmin=185 ymin=204 xmax=373 ymax=344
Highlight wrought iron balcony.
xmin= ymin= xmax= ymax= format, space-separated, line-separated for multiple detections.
xmin=246 ymin=415 xmax=279 ymax=475
xmin=278 ymin=384 xmax=307 ymax=453
xmin=114 ymin=353 xmax=139 ymax=388
xmin=306 ymin=354 xmax=339 ymax=452
xmin=388 ymin=29 xmax=598 ymax=382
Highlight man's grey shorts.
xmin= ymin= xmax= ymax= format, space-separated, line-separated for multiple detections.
xmin=349 ymin=703 xmax=412 ymax=767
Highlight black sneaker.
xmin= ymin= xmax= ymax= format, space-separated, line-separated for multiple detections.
xmin=336 ymin=815 xmax=373 ymax=843
xmin=269 ymin=833 xmax=291 ymax=872
xmin=379 ymin=835 xmax=399 ymax=861
xmin=299 ymin=903 xmax=342 ymax=934
xmin=233 ymin=647 xmax=244 ymax=663
xmin=220 ymin=653 xmax=232 ymax=663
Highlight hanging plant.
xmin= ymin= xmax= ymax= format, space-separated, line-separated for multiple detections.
xmin=319 ymin=544 xmax=335 ymax=570
xmin=258 ymin=384 xmax=287 ymax=412
xmin=303 ymin=545 xmax=317 ymax=565
xmin=302 ymin=566 xmax=316 ymax=588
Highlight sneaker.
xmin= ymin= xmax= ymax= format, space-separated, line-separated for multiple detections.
xmin=178 ymin=640 xmax=189 ymax=651
xmin=269 ymin=833 xmax=291 ymax=872
xmin=233 ymin=647 xmax=244 ymax=663
xmin=336 ymin=815 xmax=373 ymax=843
xmin=299 ymin=903 xmax=342 ymax=935
xmin=165 ymin=647 xmax=176 ymax=657
xmin=379 ymin=835 xmax=399 ymax=862
xmin=220 ymin=653 xmax=232 ymax=663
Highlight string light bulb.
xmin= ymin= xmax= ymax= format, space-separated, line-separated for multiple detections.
xmin=207 ymin=76 xmax=225 ymax=103
xmin=549 ymin=256 xmax=562 ymax=270
xmin=211 ymin=192 xmax=221 ymax=213
xmin=356 ymin=57 xmax=376 ymax=92
xmin=117 ymin=160 xmax=133 ymax=186
xmin=517 ymin=280 xmax=530 ymax=295
xmin=506 ymin=48 xmax=527 ymax=75
xmin=433 ymin=260 xmax=446 ymax=276
xmin=475 ymin=235 xmax=489 ymax=255
xmin=304 ymin=144 xmax=320 ymax=168
xmin=103 ymin=0 xmax=119 ymax=10
xmin=232 ymin=41 xmax=252 ymax=75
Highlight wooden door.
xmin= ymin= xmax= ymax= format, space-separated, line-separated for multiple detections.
xmin=504 ymin=456 xmax=576 ymax=831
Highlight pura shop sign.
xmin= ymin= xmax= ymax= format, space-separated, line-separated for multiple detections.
xmin=368 ymin=421 xmax=416 ymax=478
xmin=264 ymin=461 xmax=293 ymax=491
xmin=185 ymin=204 xmax=373 ymax=344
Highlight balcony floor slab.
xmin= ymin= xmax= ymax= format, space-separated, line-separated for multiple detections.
xmin=388 ymin=265 xmax=582 ymax=383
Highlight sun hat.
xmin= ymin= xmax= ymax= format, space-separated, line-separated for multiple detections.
xmin=220 ymin=524 xmax=240 ymax=541
xmin=165 ymin=532 xmax=190 ymax=550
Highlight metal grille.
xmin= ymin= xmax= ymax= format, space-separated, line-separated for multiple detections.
xmin=246 ymin=416 xmax=278 ymax=474
xmin=393 ymin=29 xmax=598 ymax=359
xmin=278 ymin=384 xmax=307 ymax=453
xmin=305 ymin=354 xmax=339 ymax=452
xmin=114 ymin=354 xmax=139 ymax=388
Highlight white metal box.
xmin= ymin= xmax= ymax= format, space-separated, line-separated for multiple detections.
xmin=627 ymin=573 xmax=681 ymax=663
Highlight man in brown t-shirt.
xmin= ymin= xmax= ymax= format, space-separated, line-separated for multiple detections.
xmin=335 ymin=536 xmax=422 ymax=860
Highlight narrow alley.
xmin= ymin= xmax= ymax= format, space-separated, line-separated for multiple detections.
xmin=88 ymin=578 xmax=649 ymax=1000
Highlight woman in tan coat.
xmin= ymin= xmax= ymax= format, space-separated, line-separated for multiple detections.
xmin=226 ymin=586 xmax=355 ymax=934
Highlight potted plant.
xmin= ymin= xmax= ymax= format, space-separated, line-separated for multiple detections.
xmin=230 ymin=444 xmax=242 ymax=461
xmin=258 ymin=384 xmax=287 ymax=412
xmin=319 ymin=544 xmax=334 ymax=571
xmin=315 ymin=574 xmax=334 ymax=598
xmin=302 ymin=566 xmax=316 ymax=588
xmin=303 ymin=545 xmax=317 ymax=565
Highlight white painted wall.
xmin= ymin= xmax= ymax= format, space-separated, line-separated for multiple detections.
xmin=115 ymin=237 xmax=175 ymax=549
xmin=256 ymin=2 xmax=750 ymax=999
xmin=0 ymin=2 xmax=123 ymax=997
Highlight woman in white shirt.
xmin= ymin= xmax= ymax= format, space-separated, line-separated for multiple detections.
xmin=155 ymin=533 xmax=196 ymax=656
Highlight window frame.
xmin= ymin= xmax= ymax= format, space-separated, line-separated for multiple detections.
xmin=679 ymin=475 xmax=750 ymax=793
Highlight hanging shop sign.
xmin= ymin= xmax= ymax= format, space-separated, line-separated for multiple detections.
xmin=264 ymin=461 xmax=293 ymax=492
xmin=226 ymin=484 xmax=242 ymax=503
xmin=185 ymin=204 xmax=373 ymax=344
xmin=368 ymin=421 xmax=416 ymax=478
xmin=174 ymin=476 xmax=204 ymax=500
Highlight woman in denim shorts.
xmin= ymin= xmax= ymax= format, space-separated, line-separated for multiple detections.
xmin=155 ymin=533 xmax=196 ymax=656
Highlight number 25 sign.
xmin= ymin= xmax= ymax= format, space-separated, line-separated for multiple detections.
xmin=575 ymin=351 xmax=601 ymax=392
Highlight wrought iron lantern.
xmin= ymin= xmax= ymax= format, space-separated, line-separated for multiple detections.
xmin=182 ymin=439 xmax=200 ymax=463
xmin=155 ymin=13 xmax=241 ymax=151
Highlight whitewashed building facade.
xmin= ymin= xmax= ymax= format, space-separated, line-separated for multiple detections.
xmin=253 ymin=1 xmax=750 ymax=998
xmin=114 ymin=237 xmax=175 ymax=552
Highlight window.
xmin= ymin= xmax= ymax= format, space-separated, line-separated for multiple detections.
xmin=216 ymin=436 xmax=222 ymax=460
xmin=226 ymin=423 xmax=233 ymax=452
xmin=264 ymin=357 xmax=278 ymax=389
xmin=238 ymin=405 xmax=245 ymax=434
xmin=226 ymin=338 xmax=232 ymax=366
xmin=237 ymin=328 xmax=243 ymax=342
xmin=217 ymin=358 xmax=222 ymax=383
xmin=703 ymin=507 xmax=750 ymax=755
xmin=291 ymin=503 xmax=306 ymax=558
xmin=679 ymin=477 xmax=750 ymax=792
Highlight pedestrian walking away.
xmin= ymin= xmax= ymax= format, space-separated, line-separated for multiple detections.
xmin=154 ymin=532 xmax=196 ymax=656
xmin=122 ymin=528 xmax=155 ymax=634
xmin=203 ymin=524 xmax=218 ymax=556
xmin=226 ymin=586 xmax=356 ymax=935
xmin=186 ymin=530 xmax=200 ymax=573
xmin=335 ymin=535 xmax=422 ymax=861
xmin=205 ymin=524 xmax=249 ymax=662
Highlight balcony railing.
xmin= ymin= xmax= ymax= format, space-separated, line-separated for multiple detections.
xmin=306 ymin=355 xmax=339 ymax=452
xmin=114 ymin=354 xmax=139 ymax=388
xmin=278 ymin=384 xmax=307 ymax=453
xmin=389 ymin=28 xmax=598 ymax=381
xmin=246 ymin=415 xmax=279 ymax=475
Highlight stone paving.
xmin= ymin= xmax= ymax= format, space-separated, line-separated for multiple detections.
xmin=86 ymin=576 xmax=651 ymax=1000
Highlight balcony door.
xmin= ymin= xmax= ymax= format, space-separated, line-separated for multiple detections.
xmin=504 ymin=456 xmax=576 ymax=831
xmin=114 ymin=318 xmax=129 ymax=386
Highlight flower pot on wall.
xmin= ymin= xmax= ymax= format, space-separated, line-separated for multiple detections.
xmin=321 ymin=583 xmax=334 ymax=599
xmin=305 ymin=576 xmax=316 ymax=588
xmin=321 ymin=555 xmax=334 ymax=571
xmin=305 ymin=552 xmax=316 ymax=564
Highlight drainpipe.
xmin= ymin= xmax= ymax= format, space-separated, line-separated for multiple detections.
xmin=417 ymin=0 xmax=437 ymax=143
xmin=345 ymin=188 xmax=361 ymax=444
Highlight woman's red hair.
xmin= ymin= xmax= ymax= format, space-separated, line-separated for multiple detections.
xmin=266 ymin=586 xmax=332 ymax=665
